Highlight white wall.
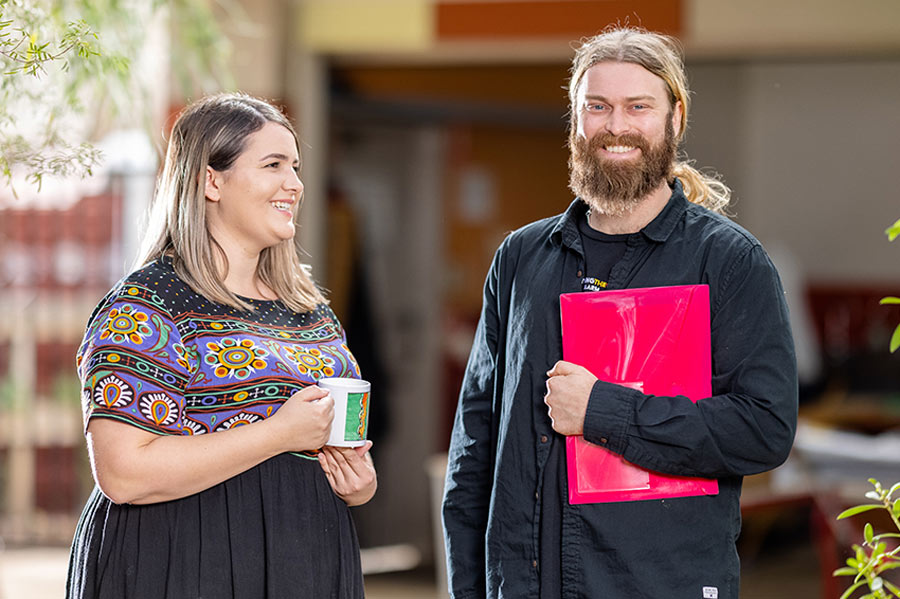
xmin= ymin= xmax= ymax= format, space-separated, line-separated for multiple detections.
xmin=686 ymin=59 xmax=900 ymax=284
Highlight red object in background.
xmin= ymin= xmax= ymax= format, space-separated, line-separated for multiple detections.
xmin=34 ymin=446 xmax=83 ymax=514
xmin=561 ymin=285 xmax=719 ymax=504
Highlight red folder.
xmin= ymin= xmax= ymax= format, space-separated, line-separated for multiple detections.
xmin=560 ymin=285 xmax=719 ymax=504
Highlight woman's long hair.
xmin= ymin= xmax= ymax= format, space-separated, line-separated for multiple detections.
xmin=134 ymin=92 xmax=325 ymax=312
xmin=568 ymin=27 xmax=731 ymax=214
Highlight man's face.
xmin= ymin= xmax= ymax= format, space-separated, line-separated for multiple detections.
xmin=568 ymin=61 xmax=683 ymax=216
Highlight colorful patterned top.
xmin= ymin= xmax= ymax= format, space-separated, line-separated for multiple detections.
xmin=77 ymin=258 xmax=360 ymax=459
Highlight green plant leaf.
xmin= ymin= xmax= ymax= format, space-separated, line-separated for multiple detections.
xmin=890 ymin=324 xmax=900 ymax=354
xmin=887 ymin=218 xmax=900 ymax=242
xmin=881 ymin=297 xmax=900 ymax=305
xmin=835 ymin=567 xmax=859 ymax=577
xmin=866 ymin=523 xmax=876 ymax=544
xmin=839 ymin=505 xmax=884 ymax=519
xmin=840 ymin=580 xmax=868 ymax=599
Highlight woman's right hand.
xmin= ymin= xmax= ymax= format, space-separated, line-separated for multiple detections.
xmin=269 ymin=385 xmax=334 ymax=453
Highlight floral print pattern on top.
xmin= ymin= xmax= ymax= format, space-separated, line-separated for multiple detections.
xmin=77 ymin=258 xmax=360 ymax=459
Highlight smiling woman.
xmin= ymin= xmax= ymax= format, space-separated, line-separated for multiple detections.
xmin=204 ymin=121 xmax=303 ymax=269
xmin=65 ymin=93 xmax=376 ymax=599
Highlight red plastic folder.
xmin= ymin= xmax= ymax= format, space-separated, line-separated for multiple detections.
xmin=560 ymin=285 xmax=719 ymax=504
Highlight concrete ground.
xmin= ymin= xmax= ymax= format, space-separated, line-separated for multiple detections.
xmin=1 ymin=542 xmax=823 ymax=599
xmin=0 ymin=545 xmax=444 ymax=599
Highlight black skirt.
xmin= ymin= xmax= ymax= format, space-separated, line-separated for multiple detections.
xmin=66 ymin=453 xmax=364 ymax=599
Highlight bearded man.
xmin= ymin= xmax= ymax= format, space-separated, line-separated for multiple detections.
xmin=442 ymin=27 xmax=798 ymax=599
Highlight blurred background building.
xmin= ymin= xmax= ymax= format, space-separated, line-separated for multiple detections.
xmin=1 ymin=1 xmax=899 ymax=597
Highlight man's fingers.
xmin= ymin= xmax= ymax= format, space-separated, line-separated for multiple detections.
xmin=546 ymin=360 xmax=581 ymax=378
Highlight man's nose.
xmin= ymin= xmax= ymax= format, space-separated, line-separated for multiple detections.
xmin=604 ymin=108 xmax=630 ymax=136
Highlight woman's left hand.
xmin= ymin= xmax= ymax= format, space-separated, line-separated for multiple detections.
xmin=318 ymin=441 xmax=377 ymax=506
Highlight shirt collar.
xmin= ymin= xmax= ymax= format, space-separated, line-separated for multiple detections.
xmin=551 ymin=178 xmax=688 ymax=247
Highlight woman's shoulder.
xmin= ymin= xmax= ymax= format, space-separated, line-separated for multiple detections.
xmin=122 ymin=257 xmax=183 ymax=289
xmin=91 ymin=258 xmax=198 ymax=322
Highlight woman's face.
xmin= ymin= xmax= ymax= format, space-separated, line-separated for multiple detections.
xmin=204 ymin=121 xmax=302 ymax=257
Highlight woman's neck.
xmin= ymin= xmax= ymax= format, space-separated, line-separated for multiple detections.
xmin=215 ymin=244 xmax=277 ymax=301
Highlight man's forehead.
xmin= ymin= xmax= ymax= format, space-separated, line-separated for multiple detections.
xmin=578 ymin=61 xmax=669 ymax=99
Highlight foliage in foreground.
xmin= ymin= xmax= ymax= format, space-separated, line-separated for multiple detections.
xmin=834 ymin=479 xmax=900 ymax=599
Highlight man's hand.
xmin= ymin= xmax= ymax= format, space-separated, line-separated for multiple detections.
xmin=544 ymin=360 xmax=598 ymax=436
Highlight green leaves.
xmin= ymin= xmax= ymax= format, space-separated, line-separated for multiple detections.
xmin=838 ymin=505 xmax=885 ymax=520
xmin=0 ymin=0 xmax=231 ymax=192
xmin=834 ymin=479 xmax=900 ymax=598
xmin=887 ymin=218 xmax=900 ymax=242
xmin=881 ymin=221 xmax=899 ymax=351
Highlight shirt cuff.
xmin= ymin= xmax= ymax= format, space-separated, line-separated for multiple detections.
xmin=582 ymin=379 xmax=639 ymax=454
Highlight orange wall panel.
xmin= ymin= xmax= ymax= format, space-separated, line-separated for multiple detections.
xmin=437 ymin=0 xmax=682 ymax=40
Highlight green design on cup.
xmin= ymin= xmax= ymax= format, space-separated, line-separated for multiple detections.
xmin=343 ymin=391 xmax=370 ymax=441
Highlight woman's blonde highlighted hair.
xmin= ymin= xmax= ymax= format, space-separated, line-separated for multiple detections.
xmin=135 ymin=92 xmax=325 ymax=312
xmin=568 ymin=27 xmax=731 ymax=214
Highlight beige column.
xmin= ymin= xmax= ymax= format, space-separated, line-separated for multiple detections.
xmin=3 ymin=292 xmax=36 ymax=542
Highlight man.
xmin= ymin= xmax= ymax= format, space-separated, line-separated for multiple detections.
xmin=442 ymin=27 xmax=798 ymax=599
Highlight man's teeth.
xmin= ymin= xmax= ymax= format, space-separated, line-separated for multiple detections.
xmin=272 ymin=201 xmax=291 ymax=211
xmin=605 ymin=145 xmax=636 ymax=153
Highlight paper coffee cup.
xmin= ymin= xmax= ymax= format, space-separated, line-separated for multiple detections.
xmin=318 ymin=377 xmax=371 ymax=447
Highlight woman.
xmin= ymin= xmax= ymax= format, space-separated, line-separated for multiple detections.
xmin=66 ymin=93 xmax=376 ymax=598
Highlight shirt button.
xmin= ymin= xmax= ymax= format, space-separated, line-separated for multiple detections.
xmin=600 ymin=437 xmax=608 ymax=444
xmin=532 ymin=560 xmax=538 ymax=568
xmin=576 ymin=270 xmax=583 ymax=277
xmin=540 ymin=435 xmax=548 ymax=443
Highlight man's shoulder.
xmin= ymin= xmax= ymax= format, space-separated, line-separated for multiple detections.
xmin=682 ymin=202 xmax=762 ymax=254
xmin=485 ymin=213 xmax=564 ymax=275
xmin=500 ymin=205 xmax=577 ymax=254
xmin=508 ymin=213 xmax=563 ymax=242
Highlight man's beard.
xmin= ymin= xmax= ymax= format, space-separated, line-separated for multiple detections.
xmin=567 ymin=119 xmax=676 ymax=217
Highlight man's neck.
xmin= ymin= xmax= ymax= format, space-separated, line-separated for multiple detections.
xmin=587 ymin=180 xmax=672 ymax=235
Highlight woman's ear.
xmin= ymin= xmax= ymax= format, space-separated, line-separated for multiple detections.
xmin=204 ymin=166 xmax=221 ymax=202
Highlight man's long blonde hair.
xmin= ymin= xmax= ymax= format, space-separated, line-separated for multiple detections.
xmin=134 ymin=92 xmax=325 ymax=312
xmin=568 ymin=27 xmax=731 ymax=214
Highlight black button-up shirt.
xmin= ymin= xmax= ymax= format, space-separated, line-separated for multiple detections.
xmin=442 ymin=181 xmax=798 ymax=599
